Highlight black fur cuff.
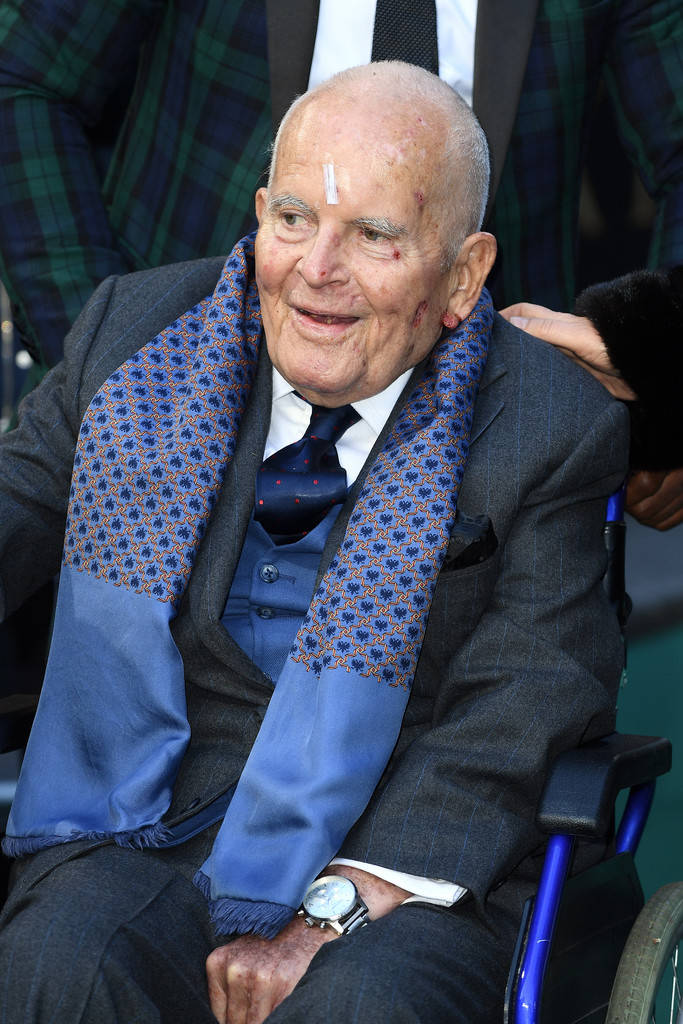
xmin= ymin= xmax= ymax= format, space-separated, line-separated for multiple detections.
xmin=575 ymin=268 xmax=683 ymax=469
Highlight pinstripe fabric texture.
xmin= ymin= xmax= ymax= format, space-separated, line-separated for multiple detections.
xmin=0 ymin=845 xmax=218 ymax=1022
xmin=1 ymin=0 xmax=682 ymax=370
xmin=338 ymin=333 xmax=631 ymax=902
xmin=0 ymin=840 xmax=537 ymax=1021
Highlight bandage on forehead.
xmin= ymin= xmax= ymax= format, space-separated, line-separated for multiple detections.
xmin=323 ymin=163 xmax=339 ymax=204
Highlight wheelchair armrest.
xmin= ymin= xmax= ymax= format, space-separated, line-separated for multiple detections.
xmin=0 ymin=693 xmax=39 ymax=754
xmin=536 ymin=732 xmax=672 ymax=839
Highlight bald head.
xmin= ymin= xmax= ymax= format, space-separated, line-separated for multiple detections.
xmin=268 ymin=61 xmax=490 ymax=266
xmin=254 ymin=60 xmax=497 ymax=407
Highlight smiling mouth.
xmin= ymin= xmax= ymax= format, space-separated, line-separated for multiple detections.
xmin=296 ymin=307 xmax=358 ymax=326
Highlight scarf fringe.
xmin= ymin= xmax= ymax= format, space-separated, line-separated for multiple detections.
xmin=112 ymin=821 xmax=176 ymax=849
xmin=193 ymin=869 xmax=295 ymax=938
xmin=2 ymin=821 xmax=174 ymax=858
xmin=2 ymin=833 xmax=75 ymax=857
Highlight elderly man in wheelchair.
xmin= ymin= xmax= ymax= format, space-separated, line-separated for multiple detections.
xmin=0 ymin=61 xmax=673 ymax=1024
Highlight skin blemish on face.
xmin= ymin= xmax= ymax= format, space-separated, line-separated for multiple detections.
xmin=392 ymin=249 xmax=401 ymax=260
xmin=414 ymin=191 xmax=424 ymax=205
xmin=412 ymin=300 xmax=428 ymax=328
xmin=323 ymin=163 xmax=339 ymax=205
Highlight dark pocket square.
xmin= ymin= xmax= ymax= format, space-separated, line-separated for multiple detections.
xmin=441 ymin=513 xmax=498 ymax=571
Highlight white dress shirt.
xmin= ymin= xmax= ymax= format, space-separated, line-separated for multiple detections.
xmin=308 ymin=0 xmax=478 ymax=107
xmin=266 ymin=368 xmax=467 ymax=907
xmin=266 ymin=366 xmax=411 ymax=483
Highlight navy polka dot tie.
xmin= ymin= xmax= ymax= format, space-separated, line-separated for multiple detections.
xmin=255 ymin=402 xmax=361 ymax=543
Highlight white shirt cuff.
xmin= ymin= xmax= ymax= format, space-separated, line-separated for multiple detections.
xmin=330 ymin=858 xmax=467 ymax=907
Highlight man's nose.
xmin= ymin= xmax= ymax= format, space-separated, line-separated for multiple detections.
xmin=297 ymin=227 xmax=349 ymax=287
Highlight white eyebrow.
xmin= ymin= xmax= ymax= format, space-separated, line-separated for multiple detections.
xmin=267 ymin=194 xmax=316 ymax=217
xmin=352 ymin=216 xmax=407 ymax=239
xmin=267 ymin=197 xmax=407 ymax=239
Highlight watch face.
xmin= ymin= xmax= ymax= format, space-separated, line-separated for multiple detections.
xmin=303 ymin=876 xmax=356 ymax=920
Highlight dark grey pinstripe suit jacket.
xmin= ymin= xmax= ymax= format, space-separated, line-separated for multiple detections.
xmin=0 ymin=257 xmax=629 ymax=907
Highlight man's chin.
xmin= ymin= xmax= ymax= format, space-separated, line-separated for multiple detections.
xmin=269 ymin=332 xmax=365 ymax=404
xmin=288 ymin=378 xmax=354 ymax=406
xmin=282 ymin=364 xmax=361 ymax=406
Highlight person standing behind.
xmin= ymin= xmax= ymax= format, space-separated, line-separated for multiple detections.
xmin=0 ymin=0 xmax=681 ymax=525
xmin=1 ymin=0 xmax=681 ymax=365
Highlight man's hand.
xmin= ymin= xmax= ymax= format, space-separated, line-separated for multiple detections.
xmin=206 ymin=866 xmax=410 ymax=1023
xmin=499 ymin=302 xmax=637 ymax=400
xmin=627 ymin=469 xmax=683 ymax=530
xmin=206 ymin=915 xmax=335 ymax=1024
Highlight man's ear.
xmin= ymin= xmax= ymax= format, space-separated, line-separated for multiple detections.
xmin=445 ymin=233 xmax=497 ymax=323
xmin=255 ymin=187 xmax=268 ymax=225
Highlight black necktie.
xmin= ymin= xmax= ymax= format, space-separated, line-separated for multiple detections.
xmin=255 ymin=402 xmax=361 ymax=543
xmin=371 ymin=0 xmax=439 ymax=75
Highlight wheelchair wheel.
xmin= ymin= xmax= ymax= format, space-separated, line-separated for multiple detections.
xmin=606 ymin=881 xmax=683 ymax=1023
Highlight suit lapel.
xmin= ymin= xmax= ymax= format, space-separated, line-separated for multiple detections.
xmin=470 ymin=382 xmax=504 ymax=446
xmin=266 ymin=0 xmax=320 ymax=132
xmin=469 ymin=320 xmax=506 ymax=444
xmin=317 ymin=335 xmax=507 ymax=583
xmin=473 ymin=0 xmax=540 ymax=219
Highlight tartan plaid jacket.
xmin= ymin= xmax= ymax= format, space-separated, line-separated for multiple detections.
xmin=0 ymin=0 xmax=682 ymax=366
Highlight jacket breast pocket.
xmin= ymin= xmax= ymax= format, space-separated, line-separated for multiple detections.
xmin=440 ymin=513 xmax=498 ymax=573
xmin=415 ymin=518 xmax=502 ymax=692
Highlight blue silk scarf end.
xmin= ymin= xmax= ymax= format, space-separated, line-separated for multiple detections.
xmin=194 ymin=869 xmax=295 ymax=938
xmin=2 ymin=821 xmax=175 ymax=858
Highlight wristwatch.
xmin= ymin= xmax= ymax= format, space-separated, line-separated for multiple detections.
xmin=298 ymin=875 xmax=370 ymax=935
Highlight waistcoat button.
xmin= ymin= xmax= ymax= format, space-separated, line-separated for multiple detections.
xmin=259 ymin=563 xmax=279 ymax=583
xmin=256 ymin=606 xmax=275 ymax=619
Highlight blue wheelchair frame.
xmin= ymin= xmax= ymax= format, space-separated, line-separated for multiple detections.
xmin=508 ymin=488 xmax=673 ymax=1023
xmin=510 ymin=734 xmax=670 ymax=1023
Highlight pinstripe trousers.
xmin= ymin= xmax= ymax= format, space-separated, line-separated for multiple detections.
xmin=0 ymin=835 xmax=537 ymax=1023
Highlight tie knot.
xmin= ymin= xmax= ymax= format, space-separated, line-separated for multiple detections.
xmin=305 ymin=403 xmax=360 ymax=443
xmin=255 ymin=400 xmax=361 ymax=542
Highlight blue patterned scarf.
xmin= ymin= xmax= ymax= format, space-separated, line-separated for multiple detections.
xmin=5 ymin=234 xmax=492 ymax=937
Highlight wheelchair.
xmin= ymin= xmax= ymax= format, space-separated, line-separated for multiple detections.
xmin=505 ymin=490 xmax=680 ymax=1023
xmin=0 ymin=491 xmax=679 ymax=1023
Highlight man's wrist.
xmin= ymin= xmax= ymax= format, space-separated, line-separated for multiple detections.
xmin=330 ymin=857 xmax=467 ymax=907
xmin=321 ymin=863 xmax=410 ymax=919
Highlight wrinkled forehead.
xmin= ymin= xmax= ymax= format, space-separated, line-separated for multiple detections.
xmin=273 ymin=93 xmax=443 ymax=195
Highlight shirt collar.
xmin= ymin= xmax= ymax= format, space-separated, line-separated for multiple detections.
xmin=271 ymin=367 xmax=413 ymax=437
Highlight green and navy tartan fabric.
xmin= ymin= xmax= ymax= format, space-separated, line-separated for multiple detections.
xmin=1 ymin=0 xmax=683 ymax=367
xmin=0 ymin=0 xmax=271 ymax=366
xmin=486 ymin=0 xmax=683 ymax=311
